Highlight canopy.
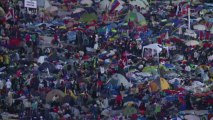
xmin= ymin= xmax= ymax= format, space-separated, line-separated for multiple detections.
xmin=185 ymin=40 xmax=199 ymax=46
xmin=142 ymin=43 xmax=169 ymax=58
xmin=150 ymin=78 xmax=170 ymax=92
xmin=107 ymin=73 xmax=132 ymax=88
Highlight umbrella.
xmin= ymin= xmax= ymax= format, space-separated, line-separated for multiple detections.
xmin=125 ymin=9 xmax=147 ymax=25
xmin=135 ymin=72 xmax=152 ymax=77
xmin=173 ymin=54 xmax=184 ymax=61
xmin=79 ymin=13 xmax=98 ymax=23
xmin=46 ymin=6 xmax=58 ymax=13
xmin=123 ymin=106 xmax=137 ymax=117
xmin=46 ymin=89 xmax=65 ymax=103
xmin=62 ymin=95 xmax=75 ymax=106
xmin=185 ymin=40 xmax=199 ymax=46
xmin=208 ymin=55 xmax=213 ymax=61
xmin=80 ymin=0 xmax=93 ymax=7
xmin=184 ymin=115 xmax=200 ymax=120
xmin=193 ymin=24 xmax=206 ymax=31
xmin=164 ymin=72 xmax=179 ymax=78
xmin=38 ymin=62 xmax=56 ymax=73
xmin=37 ymin=56 xmax=47 ymax=64
xmin=100 ymin=0 xmax=111 ymax=11
xmin=142 ymin=66 xmax=158 ymax=73
xmin=123 ymin=97 xmax=139 ymax=106
xmin=73 ymin=8 xmax=85 ymax=14
xmin=129 ymin=0 xmax=147 ymax=8
xmin=0 ymin=7 xmax=5 ymax=17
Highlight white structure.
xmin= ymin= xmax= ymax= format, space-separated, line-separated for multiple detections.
xmin=142 ymin=43 xmax=169 ymax=59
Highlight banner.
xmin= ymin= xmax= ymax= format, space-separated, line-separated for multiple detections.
xmin=24 ymin=0 xmax=37 ymax=8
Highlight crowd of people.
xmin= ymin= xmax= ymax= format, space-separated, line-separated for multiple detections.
xmin=0 ymin=0 xmax=212 ymax=120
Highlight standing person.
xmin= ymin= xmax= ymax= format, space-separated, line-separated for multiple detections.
xmin=119 ymin=83 xmax=125 ymax=98
xmin=115 ymin=93 xmax=123 ymax=107
xmin=6 ymin=79 xmax=12 ymax=92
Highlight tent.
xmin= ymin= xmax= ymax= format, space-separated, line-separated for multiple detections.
xmin=106 ymin=73 xmax=132 ymax=88
xmin=142 ymin=43 xmax=169 ymax=58
xmin=149 ymin=78 xmax=170 ymax=92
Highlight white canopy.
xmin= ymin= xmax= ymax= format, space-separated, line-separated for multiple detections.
xmin=142 ymin=43 xmax=169 ymax=58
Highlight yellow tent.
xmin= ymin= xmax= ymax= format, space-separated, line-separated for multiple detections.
xmin=149 ymin=78 xmax=170 ymax=92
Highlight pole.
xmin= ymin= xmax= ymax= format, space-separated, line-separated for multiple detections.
xmin=188 ymin=2 xmax=191 ymax=29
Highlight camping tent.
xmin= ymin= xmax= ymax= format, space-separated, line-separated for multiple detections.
xmin=142 ymin=43 xmax=169 ymax=58
xmin=107 ymin=73 xmax=132 ymax=88
xmin=149 ymin=78 xmax=170 ymax=92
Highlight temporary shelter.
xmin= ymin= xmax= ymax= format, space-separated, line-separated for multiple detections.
xmin=106 ymin=73 xmax=132 ymax=88
xmin=149 ymin=78 xmax=170 ymax=92
xmin=142 ymin=43 xmax=169 ymax=58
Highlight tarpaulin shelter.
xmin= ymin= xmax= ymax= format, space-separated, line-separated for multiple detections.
xmin=106 ymin=73 xmax=132 ymax=88
xmin=149 ymin=78 xmax=170 ymax=92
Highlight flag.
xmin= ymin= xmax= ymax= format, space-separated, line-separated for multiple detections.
xmin=110 ymin=0 xmax=120 ymax=13
xmin=5 ymin=8 xmax=14 ymax=21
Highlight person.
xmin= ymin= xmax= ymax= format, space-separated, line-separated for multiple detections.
xmin=115 ymin=93 xmax=123 ymax=107
xmin=6 ymin=79 xmax=12 ymax=91
xmin=119 ymin=83 xmax=125 ymax=97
